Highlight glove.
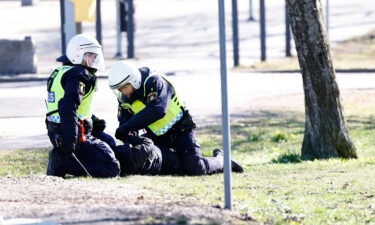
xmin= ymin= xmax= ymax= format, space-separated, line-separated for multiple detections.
xmin=61 ymin=139 xmax=76 ymax=155
xmin=92 ymin=115 xmax=106 ymax=134
xmin=126 ymin=135 xmax=148 ymax=146
xmin=115 ymin=125 xmax=130 ymax=142
xmin=115 ymin=125 xmax=138 ymax=142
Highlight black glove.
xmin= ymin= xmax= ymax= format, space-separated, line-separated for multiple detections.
xmin=126 ymin=135 xmax=152 ymax=146
xmin=61 ymin=139 xmax=76 ymax=155
xmin=92 ymin=115 xmax=106 ymax=134
xmin=115 ymin=125 xmax=130 ymax=142
xmin=115 ymin=124 xmax=139 ymax=142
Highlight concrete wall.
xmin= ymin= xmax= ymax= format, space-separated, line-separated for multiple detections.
xmin=0 ymin=37 xmax=38 ymax=75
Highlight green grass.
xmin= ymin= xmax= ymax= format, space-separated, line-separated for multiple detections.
xmin=0 ymin=148 xmax=49 ymax=177
xmin=239 ymin=29 xmax=375 ymax=71
xmin=1 ymin=109 xmax=375 ymax=224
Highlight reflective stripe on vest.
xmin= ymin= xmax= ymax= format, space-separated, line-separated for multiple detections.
xmin=121 ymin=74 xmax=184 ymax=136
xmin=46 ymin=66 xmax=96 ymax=123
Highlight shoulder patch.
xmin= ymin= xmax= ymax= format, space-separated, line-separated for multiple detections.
xmin=79 ymin=81 xmax=86 ymax=95
xmin=147 ymin=91 xmax=158 ymax=103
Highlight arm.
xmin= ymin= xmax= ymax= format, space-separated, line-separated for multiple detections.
xmin=58 ymin=68 xmax=84 ymax=154
xmin=119 ymin=75 xmax=173 ymax=132
xmin=117 ymin=99 xmax=134 ymax=126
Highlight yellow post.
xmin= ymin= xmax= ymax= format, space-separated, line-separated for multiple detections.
xmin=70 ymin=0 xmax=96 ymax=22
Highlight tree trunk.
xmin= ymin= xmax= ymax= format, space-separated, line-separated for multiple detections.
xmin=285 ymin=0 xmax=357 ymax=159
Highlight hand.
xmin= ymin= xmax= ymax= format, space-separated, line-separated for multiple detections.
xmin=125 ymin=135 xmax=144 ymax=145
xmin=61 ymin=140 xmax=75 ymax=155
xmin=92 ymin=117 xmax=106 ymax=134
xmin=115 ymin=125 xmax=130 ymax=142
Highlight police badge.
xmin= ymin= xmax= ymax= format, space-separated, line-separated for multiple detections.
xmin=79 ymin=81 xmax=86 ymax=95
xmin=147 ymin=92 xmax=158 ymax=103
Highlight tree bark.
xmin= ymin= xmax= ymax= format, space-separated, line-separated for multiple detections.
xmin=285 ymin=0 xmax=357 ymax=159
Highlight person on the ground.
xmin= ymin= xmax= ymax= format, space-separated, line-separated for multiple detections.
xmin=115 ymin=135 xmax=183 ymax=176
xmin=45 ymin=34 xmax=120 ymax=178
xmin=107 ymin=61 xmax=244 ymax=175
xmin=115 ymin=135 xmax=161 ymax=175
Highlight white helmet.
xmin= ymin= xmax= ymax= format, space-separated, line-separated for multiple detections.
xmin=108 ymin=61 xmax=142 ymax=90
xmin=66 ymin=34 xmax=105 ymax=70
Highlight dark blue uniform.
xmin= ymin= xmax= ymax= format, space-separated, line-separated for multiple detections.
xmin=116 ymin=67 xmax=224 ymax=175
xmin=46 ymin=57 xmax=120 ymax=178
xmin=115 ymin=136 xmax=162 ymax=175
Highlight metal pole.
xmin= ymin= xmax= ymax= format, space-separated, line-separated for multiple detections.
xmin=248 ymin=0 xmax=255 ymax=21
xmin=218 ymin=0 xmax=232 ymax=210
xmin=232 ymin=0 xmax=239 ymax=67
xmin=260 ymin=0 xmax=266 ymax=61
xmin=127 ymin=0 xmax=134 ymax=58
xmin=96 ymin=0 xmax=102 ymax=45
xmin=71 ymin=153 xmax=92 ymax=178
xmin=326 ymin=0 xmax=329 ymax=35
xmin=75 ymin=22 xmax=82 ymax=34
xmin=59 ymin=0 xmax=65 ymax=55
xmin=63 ymin=0 xmax=76 ymax=52
xmin=115 ymin=0 xmax=123 ymax=57
xmin=285 ymin=4 xmax=291 ymax=57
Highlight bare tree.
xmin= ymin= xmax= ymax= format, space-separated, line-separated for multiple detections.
xmin=285 ymin=0 xmax=357 ymax=159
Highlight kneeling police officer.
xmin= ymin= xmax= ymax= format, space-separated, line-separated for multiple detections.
xmin=108 ymin=61 xmax=243 ymax=175
xmin=45 ymin=34 xmax=120 ymax=178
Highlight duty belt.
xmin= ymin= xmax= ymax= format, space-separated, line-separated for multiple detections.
xmin=45 ymin=119 xmax=62 ymax=134
xmin=46 ymin=118 xmax=93 ymax=135
xmin=46 ymin=114 xmax=88 ymax=123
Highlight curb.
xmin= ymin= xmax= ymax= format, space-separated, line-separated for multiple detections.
xmin=2 ymin=69 xmax=375 ymax=83
xmin=0 ymin=75 xmax=109 ymax=83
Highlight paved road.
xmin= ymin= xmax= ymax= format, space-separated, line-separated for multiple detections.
xmin=1 ymin=0 xmax=374 ymax=75
xmin=1 ymin=72 xmax=375 ymax=150
xmin=0 ymin=0 xmax=374 ymax=150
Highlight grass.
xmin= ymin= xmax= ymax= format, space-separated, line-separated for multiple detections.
xmin=0 ymin=148 xmax=49 ymax=177
xmin=2 ymin=29 xmax=375 ymax=223
xmin=238 ymin=29 xmax=375 ymax=71
xmin=1 ymin=106 xmax=375 ymax=224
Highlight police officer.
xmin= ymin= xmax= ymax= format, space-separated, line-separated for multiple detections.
xmin=46 ymin=34 xmax=120 ymax=178
xmin=108 ymin=61 xmax=243 ymax=175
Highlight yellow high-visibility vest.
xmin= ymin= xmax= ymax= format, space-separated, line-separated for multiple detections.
xmin=46 ymin=66 xmax=96 ymax=123
xmin=121 ymin=74 xmax=184 ymax=136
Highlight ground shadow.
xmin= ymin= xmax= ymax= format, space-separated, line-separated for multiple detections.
xmin=271 ymin=153 xmax=303 ymax=164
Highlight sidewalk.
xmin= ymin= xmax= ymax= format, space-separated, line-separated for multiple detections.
xmin=0 ymin=0 xmax=374 ymax=78
xmin=0 ymin=0 xmax=374 ymax=150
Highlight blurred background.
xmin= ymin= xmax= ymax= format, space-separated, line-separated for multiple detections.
xmin=0 ymin=0 xmax=374 ymax=76
xmin=0 ymin=0 xmax=374 ymax=150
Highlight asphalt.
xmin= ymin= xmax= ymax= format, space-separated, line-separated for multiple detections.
xmin=0 ymin=0 xmax=374 ymax=150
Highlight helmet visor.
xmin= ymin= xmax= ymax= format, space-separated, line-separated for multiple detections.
xmin=112 ymin=89 xmax=127 ymax=104
xmin=81 ymin=46 xmax=105 ymax=70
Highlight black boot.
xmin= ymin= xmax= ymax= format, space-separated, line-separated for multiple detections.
xmin=46 ymin=148 xmax=66 ymax=177
xmin=213 ymin=149 xmax=244 ymax=173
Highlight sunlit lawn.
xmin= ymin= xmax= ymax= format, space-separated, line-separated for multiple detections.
xmin=1 ymin=100 xmax=375 ymax=224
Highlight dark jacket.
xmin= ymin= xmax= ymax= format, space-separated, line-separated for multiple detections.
xmin=116 ymin=136 xmax=161 ymax=175
xmin=51 ymin=55 xmax=98 ymax=153
xmin=117 ymin=67 xmax=175 ymax=131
